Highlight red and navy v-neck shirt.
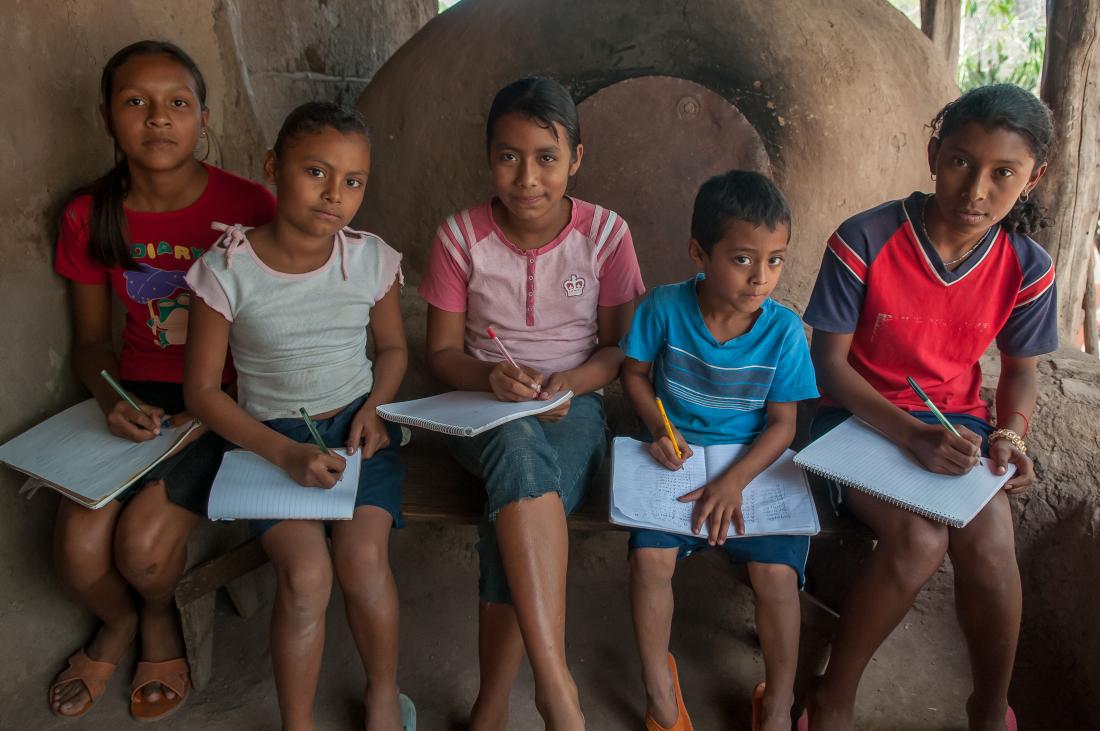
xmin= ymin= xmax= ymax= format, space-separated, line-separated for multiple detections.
xmin=804 ymin=192 xmax=1057 ymax=421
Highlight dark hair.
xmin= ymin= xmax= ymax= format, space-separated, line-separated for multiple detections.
xmin=272 ymin=101 xmax=370 ymax=159
xmin=485 ymin=77 xmax=581 ymax=157
xmin=75 ymin=41 xmax=207 ymax=270
xmin=691 ymin=170 xmax=792 ymax=254
xmin=930 ymin=83 xmax=1054 ymax=235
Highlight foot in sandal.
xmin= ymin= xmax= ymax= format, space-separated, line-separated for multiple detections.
xmin=133 ymin=603 xmax=187 ymax=706
xmin=49 ymin=616 xmax=136 ymax=717
xmin=130 ymin=657 xmax=190 ymax=721
xmin=644 ymin=653 xmax=693 ymax=731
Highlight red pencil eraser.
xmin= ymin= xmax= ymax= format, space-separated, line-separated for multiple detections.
xmin=486 ymin=326 xmax=496 ymax=338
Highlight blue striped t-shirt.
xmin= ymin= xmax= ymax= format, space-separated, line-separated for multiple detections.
xmin=621 ymin=275 xmax=818 ymax=446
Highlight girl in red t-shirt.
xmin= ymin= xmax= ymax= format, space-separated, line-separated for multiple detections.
xmin=49 ymin=41 xmax=274 ymax=721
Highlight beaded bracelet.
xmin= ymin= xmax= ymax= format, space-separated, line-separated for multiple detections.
xmin=989 ymin=428 xmax=1026 ymax=455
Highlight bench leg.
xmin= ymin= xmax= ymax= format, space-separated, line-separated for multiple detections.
xmin=225 ymin=569 xmax=261 ymax=620
xmin=178 ymin=592 xmax=215 ymax=692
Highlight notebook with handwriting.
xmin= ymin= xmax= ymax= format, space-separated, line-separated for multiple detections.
xmin=610 ymin=437 xmax=821 ymax=538
xmin=794 ymin=417 xmax=1014 ymax=528
xmin=0 ymin=399 xmax=200 ymax=509
xmin=376 ymin=390 xmax=574 ymax=437
xmin=207 ymin=449 xmax=361 ymax=520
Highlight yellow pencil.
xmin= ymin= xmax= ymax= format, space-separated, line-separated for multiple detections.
xmin=655 ymin=397 xmax=683 ymax=461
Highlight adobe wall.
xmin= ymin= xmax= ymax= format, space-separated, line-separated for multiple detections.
xmin=0 ymin=1 xmax=432 ymax=723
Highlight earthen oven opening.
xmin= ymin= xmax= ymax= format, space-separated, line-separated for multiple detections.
xmin=572 ymin=76 xmax=771 ymax=288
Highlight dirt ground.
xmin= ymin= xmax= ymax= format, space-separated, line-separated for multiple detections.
xmin=26 ymin=524 xmax=1086 ymax=730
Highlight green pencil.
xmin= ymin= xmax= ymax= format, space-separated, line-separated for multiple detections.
xmin=299 ymin=408 xmax=331 ymax=455
xmin=906 ymin=376 xmax=962 ymax=438
xmin=100 ymin=369 xmax=144 ymax=413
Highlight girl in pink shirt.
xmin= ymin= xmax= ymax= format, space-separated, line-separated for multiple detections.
xmin=420 ymin=77 xmax=644 ymax=729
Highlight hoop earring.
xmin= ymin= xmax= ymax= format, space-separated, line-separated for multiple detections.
xmin=1020 ymin=190 xmax=1030 ymax=202
xmin=197 ymin=128 xmax=213 ymax=162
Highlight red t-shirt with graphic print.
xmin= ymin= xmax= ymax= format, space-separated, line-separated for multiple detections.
xmin=56 ymin=163 xmax=276 ymax=384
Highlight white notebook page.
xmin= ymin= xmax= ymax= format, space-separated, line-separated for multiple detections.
xmin=207 ymin=449 xmax=361 ymax=520
xmin=794 ymin=417 xmax=1014 ymax=527
xmin=376 ymin=390 xmax=573 ymax=436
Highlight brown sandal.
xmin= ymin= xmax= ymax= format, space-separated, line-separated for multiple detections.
xmin=48 ymin=649 xmax=118 ymax=718
xmin=129 ymin=658 xmax=190 ymax=722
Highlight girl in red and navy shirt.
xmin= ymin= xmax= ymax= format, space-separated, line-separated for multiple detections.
xmin=50 ymin=42 xmax=273 ymax=722
xmin=803 ymin=84 xmax=1056 ymax=731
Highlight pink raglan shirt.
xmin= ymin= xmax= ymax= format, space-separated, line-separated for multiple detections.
xmin=419 ymin=198 xmax=645 ymax=374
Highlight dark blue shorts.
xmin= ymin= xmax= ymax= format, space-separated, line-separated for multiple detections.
xmin=629 ymin=530 xmax=809 ymax=588
xmin=808 ymin=406 xmax=994 ymax=513
xmin=250 ymin=395 xmax=405 ymax=536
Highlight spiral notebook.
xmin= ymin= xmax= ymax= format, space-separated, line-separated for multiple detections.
xmin=207 ymin=448 xmax=361 ymax=520
xmin=793 ymin=417 xmax=1015 ymax=528
xmin=376 ymin=390 xmax=573 ymax=437
xmin=610 ymin=437 xmax=821 ymax=539
xmin=0 ymin=399 xmax=200 ymax=509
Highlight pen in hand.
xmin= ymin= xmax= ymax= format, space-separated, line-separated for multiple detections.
xmin=487 ymin=326 xmax=541 ymax=393
xmin=906 ymin=377 xmax=962 ymax=437
xmin=99 ymin=369 xmax=169 ymax=433
xmin=299 ymin=408 xmax=332 ymax=455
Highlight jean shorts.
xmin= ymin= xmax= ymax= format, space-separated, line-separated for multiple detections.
xmin=250 ymin=395 xmax=405 ymax=536
xmin=809 ymin=406 xmax=994 ymax=514
xmin=629 ymin=530 xmax=810 ymax=589
xmin=446 ymin=392 xmax=607 ymax=604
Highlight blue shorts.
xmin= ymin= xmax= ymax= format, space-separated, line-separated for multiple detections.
xmin=629 ymin=530 xmax=809 ymax=589
xmin=250 ymin=395 xmax=405 ymax=536
xmin=446 ymin=392 xmax=607 ymax=604
xmin=809 ymin=406 xmax=994 ymax=513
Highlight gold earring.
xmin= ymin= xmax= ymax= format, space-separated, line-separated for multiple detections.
xmin=931 ymin=172 xmax=937 ymax=182
xmin=1020 ymin=190 xmax=1030 ymax=202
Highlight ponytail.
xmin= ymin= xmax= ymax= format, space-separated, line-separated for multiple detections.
xmin=78 ymin=153 xmax=134 ymax=269
xmin=1001 ymin=196 xmax=1050 ymax=236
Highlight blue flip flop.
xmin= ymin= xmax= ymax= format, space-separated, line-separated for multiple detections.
xmin=399 ymin=693 xmax=416 ymax=731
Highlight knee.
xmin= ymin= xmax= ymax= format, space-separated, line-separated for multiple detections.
xmin=114 ymin=526 xmax=180 ymax=588
xmin=749 ymin=563 xmax=798 ymax=603
xmin=334 ymin=542 xmax=390 ymax=598
xmin=277 ymin=558 xmax=333 ymax=616
xmin=952 ymin=529 xmax=1018 ymax=581
xmin=55 ymin=532 xmax=111 ymax=589
xmin=883 ymin=522 xmax=949 ymax=587
xmin=630 ymin=548 xmax=677 ymax=584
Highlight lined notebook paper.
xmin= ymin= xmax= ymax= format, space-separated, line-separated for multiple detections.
xmin=0 ymin=399 xmax=200 ymax=509
xmin=376 ymin=390 xmax=574 ymax=437
xmin=610 ymin=437 xmax=821 ymax=538
xmin=794 ymin=417 xmax=1014 ymax=527
xmin=207 ymin=449 xmax=361 ymax=520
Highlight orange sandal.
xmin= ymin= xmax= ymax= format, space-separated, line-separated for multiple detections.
xmin=48 ymin=649 xmax=118 ymax=718
xmin=751 ymin=681 xmax=766 ymax=731
xmin=130 ymin=658 xmax=190 ymax=722
xmin=644 ymin=653 xmax=694 ymax=731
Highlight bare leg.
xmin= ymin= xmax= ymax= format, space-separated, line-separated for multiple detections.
xmin=470 ymin=601 xmax=525 ymax=731
xmin=50 ymin=498 xmax=138 ymax=716
xmin=948 ymin=492 xmax=1019 ymax=731
xmin=114 ymin=480 xmax=199 ymax=702
xmin=747 ymin=562 xmax=800 ymax=731
xmin=629 ymin=548 xmax=679 ymax=728
xmin=494 ymin=493 xmax=584 ymax=729
xmin=331 ymin=506 xmax=401 ymax=731
xmin=810 ymin=491 xmax=949 ymax=731
xmin=262 ymin=520 xmax=333 ymax=731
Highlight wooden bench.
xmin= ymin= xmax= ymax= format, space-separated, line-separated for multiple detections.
xmin=175 ymin=431 xmax=875 ymax=708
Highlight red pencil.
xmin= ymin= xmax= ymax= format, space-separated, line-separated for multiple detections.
xmin=487 ymin=326 xmax=540 ymax=393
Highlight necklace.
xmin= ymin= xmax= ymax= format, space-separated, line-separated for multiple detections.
xmin=920 ymin=196 xmax=990 ymax=268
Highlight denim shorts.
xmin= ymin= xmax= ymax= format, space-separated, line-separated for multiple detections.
xmin=629 ymin=530 xmax=810 ymax=589
xmin=114 ymin=380 xmax=226 ymax=517
xmin=809 ymin=406 xmax=994 ymax=514
xmin=250 ymin=395 xmax=405 ymax=536
xmin=446 ymin=392 xmax=607 ymax=604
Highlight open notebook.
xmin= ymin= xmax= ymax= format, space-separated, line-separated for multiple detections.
xmin=207 ymin=449 xmax=361 ymax=521
xmin=610 ymin=437 xmax=821 ymax=539
xmin=0 ymin=399 xmax=200 ymax=509
xmin=376 ymin=390 xmax=573 ymax=437
xmin=794 ymin=416 xmax=1015 ymax=528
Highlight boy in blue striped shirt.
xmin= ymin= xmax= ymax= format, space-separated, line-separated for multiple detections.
xmin=620 ymin=170 xmax=818 ymax=731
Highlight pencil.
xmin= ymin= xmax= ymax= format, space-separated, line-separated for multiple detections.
xmin=906 ymin=376 xmax=962 ymax=438
xmin=486 ymin=326 xmax=540 ymax=393
xmin=99 ymin=370 xmax=167 ymax=430
xmin=655 ymin=397 xmax=683 ymax=461
xmin=299 ymin=408 xmax=332 ymax=455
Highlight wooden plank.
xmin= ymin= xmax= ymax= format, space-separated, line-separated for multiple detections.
xmin=175 ymin=538 xmax=268 ymax=608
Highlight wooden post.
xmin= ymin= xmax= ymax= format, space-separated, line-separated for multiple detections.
xmin=1038 ymin=0 xmax=1100 ymax=341
xmin=1084 ymin=236 xmax=1098 ymax=355
xmin=920 ymin=0 xmax=961 ymax=73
